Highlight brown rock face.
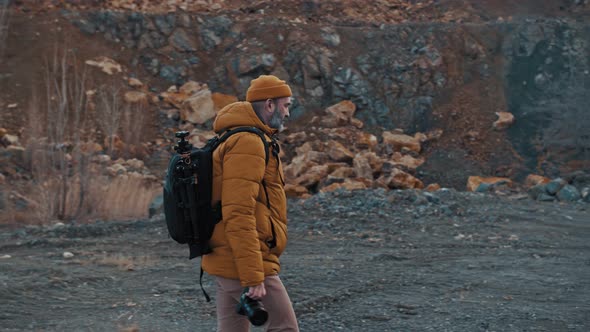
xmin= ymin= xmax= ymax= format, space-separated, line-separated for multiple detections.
xmin=382 ymin=131 xmax=421 ymax=153
xmin=466 ymin=176 xmax=512 ymax=191
xmin=493 ymin=112 xmax=515 ymax=130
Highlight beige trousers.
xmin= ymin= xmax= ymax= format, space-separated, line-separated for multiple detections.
xmin=215 ymin=275 xmax=299 ymax=332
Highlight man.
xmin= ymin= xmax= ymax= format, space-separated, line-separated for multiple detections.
xmin=202 ymin=75 xmax=299 ymax=331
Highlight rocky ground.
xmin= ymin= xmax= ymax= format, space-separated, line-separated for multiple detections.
xmin=1 ymin=188 xmax=589 ymax=331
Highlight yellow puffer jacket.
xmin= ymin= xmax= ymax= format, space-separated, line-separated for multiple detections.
xmin=201 ymin=102 xmax=288 ymax=287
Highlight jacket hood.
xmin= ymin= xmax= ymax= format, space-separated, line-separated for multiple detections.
xmin=213 ymin=102 xmax=276 ymax=136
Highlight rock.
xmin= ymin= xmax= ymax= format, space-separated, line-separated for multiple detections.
xmin=545 ymin=178 xmax=566 ymax=195
xmin=106 ymin=163 xmax=127 ymax=176
xmin=0 ymin=128 xmax=6 ymax=138
xmin=128 ymin=77 xmax=143 ymax=88
xmin=382 ymin=132 xmax=421 ymax=153
xmin=493 ymin=112 xmax=515 ymax=130
xmin=63 ymin=252 xmax=74 ymax=258
xmin=353 ymin=153 xmax=373 ymax=180
xmin=124 ymin=91 xmax=148 ymax=104
xmin=329 ymin=166 xmax=355 ymax=178
xmin=425 ymin=183 xmax=441 ymax=191
xmin=284 ymin=184 xmax=309 ymax=197
xmin=292 ymin=165 xmax=330 ymax=188
xmin=284 ymin=150 xmax=326 ymax=179
xmin=126 ymin=158 xmax=145 ymax=170
xmin=0 ymin=255 xmax=11 ymax=259
xmin=390 ymin=152 xmax=425 ymax=170
xmin=85 ymin=56 xmax=123 ymax=75
xmin=355 ymin=132 xmax=378 ymax=151
xmin=537 ymin=193 xmax=557 ymax=202
xmin=321 ymin=180 xmax=367 ymax=193
xmin=159 ymin=65 xmax=186 ymax=84
xmin=0 ymin=173 xmax=5 ymax=185
xmin=179 ymin=81 xmax=204 ymax=95
xmin=524 ymin=174 xmax=551 ymax=188
xmin=377 ymin=168 xmax=424 ymax=190
xmin=466 ymin=176 xmax=512 ymax=192
xmin=527 ymin=184 xmax=547 ymax=200
xmin=169 ymin=29 xmax=198 ymax=52
xmin=181 ymin=89 xmax=216 ymax=125
xmin=556 ymin=185 xmax=581 ymax=202
xmin=149 ymin=193 xmax=163 ymax=217
xmin=322 ymin=101 xmax=356 ymax=127
xmin=326 ymin=140 xmax=354 ymax=163
xmin=320 ymin=27 xmax=341 ymax=47
xmin=581 ymin=187 xmax=590 ymax=202
xmin=283 ymin=132 xmax=308 ymax=145
xmin=1 ymin=134 xmax=19 ymax=146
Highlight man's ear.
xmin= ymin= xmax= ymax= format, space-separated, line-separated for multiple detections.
xmin=266 ymin=99 xmax=274 ymax=113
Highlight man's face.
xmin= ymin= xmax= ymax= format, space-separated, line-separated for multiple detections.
xmin=268 ymin=97 xmax=291 ymax=131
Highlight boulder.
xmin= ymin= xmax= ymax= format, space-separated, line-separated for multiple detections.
xmin=326 ymin=140 xmax=354 ymax=163
xmin=329 ymin=166 xmax=355 ymax=178
xmin=291 ymin=165 xmax=330 ymax=188
xmin=545 ymin=178 xmax=566 ymax=195
xmin=527 ymin=184 xmax=547 ymax=200
xmin=284 ymin=132 xmax=308 ymax=145
xmin=1 ymin=134 xmax=19 ymax=146
xmin=390 ymin=152 xmax=425 ymax=170
xmin=85 ymin=56 xmax=122 ymax=75
xmin=376 ymin=168 xmax=424 ymax=190
xmin=179 ymin=81 xmax=205 ymax=95
xmin=382 ymin=131 xmax=421 ymax=153
xmin=425 ymin=183 xmax=441 ymax=191
xmin=181 ymin=89 xmax=216 ymax=124
xmin=524 ymin=174 xmax=551 ymax=188
xmin=556 ymin=185 xmax=581 ymax=202
xmin=466 ymin=176 xmax=512 ymax=192
xmin=493 ymin=112 xmax=515 ymax=130
xmin=581 ymin=187 xmax=590 ymax=202
xmin=353 ymin=153 xmax=373 ymax=180
xmin=321 ymin=100 xmax=356 ymax=127
xmin=283 ymin=150 xmax=327 ymax=179
xmin=355 ymin=132 xmax=378 ymax=151
xmin=284 ymin=184 xmax=309 ymax=197
xmin=320 ymin=179 xmax=367 ymax=193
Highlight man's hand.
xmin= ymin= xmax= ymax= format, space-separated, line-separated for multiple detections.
xmin=246 ymin=283 xmax=266 ymax=300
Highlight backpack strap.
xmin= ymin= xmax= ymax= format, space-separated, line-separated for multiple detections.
xmin=217 ymin=127 xmax=270 ymax=165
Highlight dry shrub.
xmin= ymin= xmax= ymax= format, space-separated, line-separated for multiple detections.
xmin=85 ymin=172 xmax=161 ymax=221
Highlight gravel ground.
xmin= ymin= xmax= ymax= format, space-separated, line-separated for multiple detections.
xmin=1 ymin=189 xmax=589 ymax=331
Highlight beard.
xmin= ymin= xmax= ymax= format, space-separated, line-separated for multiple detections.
xmin=268 ymin=106 xmax=285 ymax=131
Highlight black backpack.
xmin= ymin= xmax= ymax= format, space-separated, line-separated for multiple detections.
xmin=163 ymin=127 xmax=272 ymax=260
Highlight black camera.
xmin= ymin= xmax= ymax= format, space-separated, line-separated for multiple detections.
xmin=236 ymin=288 xmax=268 ymax=326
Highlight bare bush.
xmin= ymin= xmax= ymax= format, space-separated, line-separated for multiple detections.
xmin=24 ymin=45 xmax=91 ymax=222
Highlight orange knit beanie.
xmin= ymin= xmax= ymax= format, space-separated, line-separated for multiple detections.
xmin=246 ymin=75 xmax=292 ymax=102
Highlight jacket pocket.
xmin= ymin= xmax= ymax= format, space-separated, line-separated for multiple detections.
xmin=269 ymin=216 xmax=287 ymax=256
